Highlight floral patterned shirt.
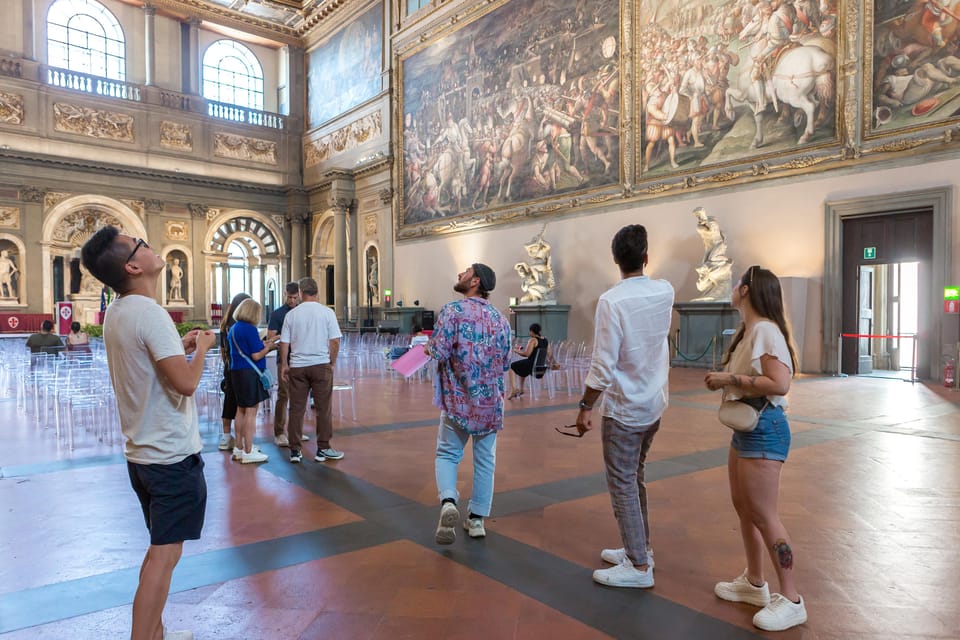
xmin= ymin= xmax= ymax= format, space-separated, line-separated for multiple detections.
xmin=428 ymin=296 xmax=512 ymax=435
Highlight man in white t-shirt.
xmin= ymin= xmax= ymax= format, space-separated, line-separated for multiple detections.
xmin=279 ymin=276 xmax=344 ymax=464
xmin=82 ymin=225 xmax=216 ymax=640
xmin=572 ymin=224 xmax=674 ymax=590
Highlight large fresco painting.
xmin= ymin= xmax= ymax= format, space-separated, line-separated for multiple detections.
xmin=307 ymin=2 xmax=383 ymax=129
xmin=638 ymin=0 xmax=840 ymax=175
xmin=399 ymin=0 xmax=621 ymax=227
xmin=869 ymin=0 xmax=960 ymax=136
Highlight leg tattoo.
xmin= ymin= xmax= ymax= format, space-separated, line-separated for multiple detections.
xmin=772 ymin=539 xmax=794 ymax=570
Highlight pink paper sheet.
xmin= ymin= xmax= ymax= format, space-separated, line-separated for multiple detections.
xmin=390 ymin=344 xmax=432 ymax=378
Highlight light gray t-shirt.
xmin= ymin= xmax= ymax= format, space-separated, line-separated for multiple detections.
xmin=103 ymin=294 xmax=201 ymax=464
xmin=280 ymin=301 xmax=343 ymax=368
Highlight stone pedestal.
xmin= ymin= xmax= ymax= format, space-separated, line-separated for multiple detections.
xmin=69 ymin=293 xmax=102 ymax=327
xmin=382 ymin=307 xmax=432 ymax=334
xmin=509 ymin=304 xmax=570 ymax=343
xmin=672 ymin=301 xmax=740 ymax=369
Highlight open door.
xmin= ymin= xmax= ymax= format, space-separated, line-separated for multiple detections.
xmin=858 ymin=266 xmax=874 ymax=374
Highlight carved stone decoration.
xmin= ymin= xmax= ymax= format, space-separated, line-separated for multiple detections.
xmin=514 ymin=226 xmax=556 ymax=305
xmin=205 ymin=208 xmax=221 ymax=221
xmin=20 ymin=186 xmax=45 ymax=203
xmin=165 ymin=220 xmax=188 ymax=241
xmin=121 ymin=199 xmax=145 ymax=217
xmin=188 ymin=203 xmax=209 ymax=219
xmin=364 ymin=214 xmax=378 ymax=235
xmin=378 ymin=188 xmax=393 ymax=205
xmin=691 ymin=207 xmax=733 ymax=301
xmin=304 ymin=112 xmax=382 ymax=168
xmin=0 ymin=91 xmax=24 ymax=125
xmin=271 ymin=214 xmax=286 ymax=229
xmin=213 ymin=133 xmax=278 ymax=165
xmin=53 ymin=103 xmax=135 ymax=142
xmin=0 ymin=57 xmax=23 ymax=79
xmin=160 ymin=121 xmax=193 ymax=151
xmin=0 ymin=206 xmax=20 ymax=229
xmin=44 ymin=192 xmax=71 ymax=210
xmin=53 ymin=208 xmax=124 ymax=245
xmin=145 ymin=199 xmax=163 ymax=212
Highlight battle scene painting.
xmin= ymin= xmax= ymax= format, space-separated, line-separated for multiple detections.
xmin=870 ymin=0 xmax=960 ymax=135
xmin=400 ymin=0 xmax=621 ymax=226
xmin=638 ymin=0 xmax=839 ymax=175
xmin=307 ymin=3 xmax=383 ymax=129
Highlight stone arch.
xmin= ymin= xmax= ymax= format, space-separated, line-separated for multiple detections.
xmin=204 ymin=209 xmax=285 ymax=257
xmin=311 ymin=211 xmax=335 ymax=305
xmin=0 ymin=233 xmax=27 ymax=306
xmin=203 ymin=210 xmax=285 ymax=312
xmin=40 ymin=195 xmax=147 ymax=317
xmin=160 ymin=244 xmax=192 ymax=307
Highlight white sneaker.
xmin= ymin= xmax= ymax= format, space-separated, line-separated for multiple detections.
xmin=753 ymin=594 xmax=807 ymax=631
xmin=462 ymin=516 xmax=486 ymax=538
xmin=231 ymin=447 xmax=243 ymax=461
xmin=274 ymin=434 xmax=289 ymax=447
xmin=217 ymin=434 xmax=234 ymax=451
xmin=435 ymin=502 xmax=459 ymax=545
xmin=715 ymin=570 xmax=771 ymax=607
xmin=301 ymin=434 xmax=310 ymax=441
xmin=600 ymin=547 xmax=654 ymax=568
xmin=163 ymin=628 xmax=194 ymax=640
xmin=241 ymin=449 xmax=268 ymax=464
xmin=592 ymin=558 xmax=654 ymax=588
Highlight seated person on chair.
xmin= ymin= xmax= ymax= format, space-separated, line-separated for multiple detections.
xmin=66 ymin=321 xmax=91 ymax=352
xmin=26 ymin=320 xmax=64 ymax=354
xmin=508 ymin=323 xmax=548 ymax=399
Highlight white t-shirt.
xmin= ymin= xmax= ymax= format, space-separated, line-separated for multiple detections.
xmin=725 ymin=320 xmax=794 ymax=408
xmin=103 ymin=294 xmax=201 ymax=464
xmin=280 ymin=301 xmax=343 ymax=368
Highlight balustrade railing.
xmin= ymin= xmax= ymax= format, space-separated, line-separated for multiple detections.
xmin=207 ymin=100 xmax=285 ymax=130
xmin=46 ymin=67 xmax=141 ymax=102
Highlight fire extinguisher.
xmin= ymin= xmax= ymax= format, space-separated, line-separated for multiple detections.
xmin=944 ymin=356 xmax=956 ymax=388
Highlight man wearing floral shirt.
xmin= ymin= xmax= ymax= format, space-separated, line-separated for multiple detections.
xmin=424 ymin=263 xmax=512 ymax=544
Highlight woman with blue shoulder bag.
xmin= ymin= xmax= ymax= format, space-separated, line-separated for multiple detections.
xmin=228 ymin=298 xmax=279 ymax=464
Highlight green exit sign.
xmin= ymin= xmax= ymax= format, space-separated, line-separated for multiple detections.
xmin=946 ymin=286 xmax=960 ymax=301
xmin=863 ymin=247 xmax=877 ymax=260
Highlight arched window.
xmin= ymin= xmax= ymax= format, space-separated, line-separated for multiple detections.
xmin=47 ymin=0 xmax=125 ymax=80
xmin=202 ymin=40 xmax=264 ymax=110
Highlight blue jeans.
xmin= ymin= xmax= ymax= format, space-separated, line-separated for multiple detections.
xmin=435 ymin=412 xmax=498 ymax=517
xmin=731 ymin=404 xmax=791 ymax=461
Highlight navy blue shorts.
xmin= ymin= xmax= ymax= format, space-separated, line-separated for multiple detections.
xmin=128 ymin=453 xmax=207 ymax=546
xmin=731 ymin=405 xmax=791 ymax=462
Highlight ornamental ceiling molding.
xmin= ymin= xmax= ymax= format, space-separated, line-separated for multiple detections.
xmin=304 ymin=111 xmax=382 ymax=168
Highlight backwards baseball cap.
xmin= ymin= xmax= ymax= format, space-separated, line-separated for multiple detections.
xmin=471 ymin=263 xmax=496 ymax=292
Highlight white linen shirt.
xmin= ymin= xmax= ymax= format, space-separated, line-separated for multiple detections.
xmin=279 ymin=301 xmax=343 ymax=368
xmin=584 ymin=275 xmax=675 ymax=426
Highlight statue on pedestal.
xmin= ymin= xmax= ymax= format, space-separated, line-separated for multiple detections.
xmin=168 ymin=258 xmax=185 ymax=302
xmin=692 ymin=207 xmax=733 ymax=301
xmin=514 ymin=226 xmax=557 ymax=305
xmin=0 ymin=249 xmax=18 ymax=301
xmin=367 ymin=253 xmax=379 ymax=303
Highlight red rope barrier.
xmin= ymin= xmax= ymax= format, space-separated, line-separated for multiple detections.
xmin=839 ymin=333 xmax=916 ymax=339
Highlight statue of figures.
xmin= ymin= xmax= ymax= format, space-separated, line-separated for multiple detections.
xmin=0 ymin=249 xmax=18 ymax=299
xmin=168 ymin=258 xmax=184 ymax=301
xmin=692 ymin=207 xmax=733 ymax=301
xmin=78 ymin=262 xmax=102 ymax=296
xmin=515 ymin=226 xmax=557 ymax=305
xmin=367 ymin=254 xmax=379 ymax=302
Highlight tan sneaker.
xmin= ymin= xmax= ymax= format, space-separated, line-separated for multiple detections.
xmin=715 ymin=570 xmax=771 ymax=607
xmin=463 ymin=516 xmax=486 ymax=538
xmin=274 ymin=434 xmax=289 ymax=447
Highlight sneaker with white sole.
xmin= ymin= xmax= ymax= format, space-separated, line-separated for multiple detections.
xmin=463 ymin=517 xmax=486 ymax=538
xmin=217 ymin=434 xmax=234 ymax=451
xmin=753 ymin=594 xmax=807 ymax=631
xmin=163 ymin=628 xmax=194 ymax=640
xmin=317 ymin=447 xmax=344 ymax=460
xmin=241 ymin=449 xmax=268 ymax=464
xmin=231 ymin=447 xmax=243 ymax=461
xmin=715 ymin=571 xmax=771 ymax=607
xmin=289 ymin=450 xmax=302 ymax=463
xmin=301 ymin=434 xmax=310 ymax=441
xmin=435 ymin=502 xmax=459 ymax=545
xmin=592 ymin=558 xmax=654 ymax=588
xmin=274 ymin=434 xmax=289 ymax=447
xmin=600 ymin=547 xmax=654 ymax=569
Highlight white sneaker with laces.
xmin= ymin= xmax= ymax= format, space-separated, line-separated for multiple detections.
xmin=462 ymin=517 xmax=486 ymax=538
xmin=231 ymin=447 xmax=243 ymax=461
xmin=217 ymin=434 xmax=234 ymax=451
xmin=241 ymin=449 xmax=268 ymax=464
xmin=600 ymin=547 xmax=654 ymax=568
xmin=592 ymin=558 xmax=654 ymax=588
xmin=274 ymin=434 xmax=289 ymax=447
xmin=714 ymin=570 xmax=771 ymax=607
xmin=753 ymin=594 xmax=807 ymax=631
xmin=163 ymin=628 xmax=194 ymax=640
xmin=435 ymin=502 xmax=459 ymax=545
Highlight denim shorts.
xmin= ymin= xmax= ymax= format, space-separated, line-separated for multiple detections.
xmin=730 ymin=404 xmax=791 ymax=462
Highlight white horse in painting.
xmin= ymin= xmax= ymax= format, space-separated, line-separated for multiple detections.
xmin=724 ymin=39 xmax=834 ymax=148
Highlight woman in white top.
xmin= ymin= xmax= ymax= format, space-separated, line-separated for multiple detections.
xmin=704 ymin=266 xmax=806 ymax=633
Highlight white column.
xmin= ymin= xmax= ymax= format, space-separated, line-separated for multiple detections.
xmin=333 ymin=201 xmax=348 ymax=321
xmin=143 ymin=5 xmax=156 ymax=86
xmin=188 ymin=17 xmax=200 ymax=95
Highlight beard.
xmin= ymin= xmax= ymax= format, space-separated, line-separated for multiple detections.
xmin=453 ymin=278 xmax=470 ymax=294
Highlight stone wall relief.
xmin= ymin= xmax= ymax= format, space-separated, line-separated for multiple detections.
xmin=0 ymin=91 xmax=24 ymax=125
xmin=0 ymin=237 xmax=22 ymax=305
xmin=213 ymin=133 xmax=278 ymax=165
xmin=53 ymin=102 xmax=135 ymax=142
xmin=160 ymin=121 xmax=193 ymax=151
xmin=304 ymin=111 xmax=383 ymax=168
xmin=165 ymin=220 xmax=189 ymax=242
xmin=52 ymin=208 xmax=125 ymax=245
xmin=44 ymin=192 xmax=72 ymax=210
xmin=0 ymin=206 xmax=21 ymax=229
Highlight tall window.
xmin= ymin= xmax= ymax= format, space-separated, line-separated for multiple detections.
xmin=202 ymin=40 xmax=264 ymax=110
xmin=47 ymin=0 xmax=125 ymax=80
xmin=406 ymin=0 xmax=430 ymax=15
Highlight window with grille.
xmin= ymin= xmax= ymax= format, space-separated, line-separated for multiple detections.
xmin=47 ymin=0 xmax=125 ymax=80
xmin=202 ymin=40 xmax=264 ymax=111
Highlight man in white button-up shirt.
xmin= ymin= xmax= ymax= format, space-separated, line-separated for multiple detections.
xmin=573 ymin=224 xmax=675 ymax=589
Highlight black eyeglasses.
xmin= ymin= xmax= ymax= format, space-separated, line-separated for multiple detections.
xmin=126 ymin=239 xmax=148 ymax=264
